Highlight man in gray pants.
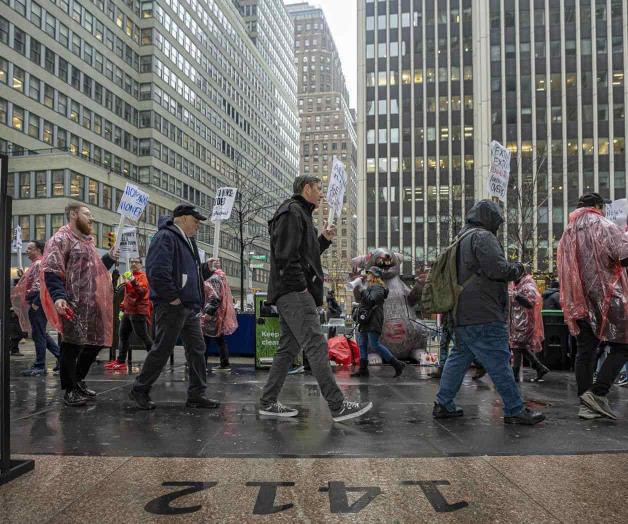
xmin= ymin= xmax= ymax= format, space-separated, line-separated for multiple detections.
xmin=259 ymin=176 xmax=373 ymax=422
xmin=129 ymin=204 xmax=218 ymax=410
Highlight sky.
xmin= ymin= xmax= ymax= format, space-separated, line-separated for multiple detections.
xmin=285 ymin=0 xmax=358 ymax=109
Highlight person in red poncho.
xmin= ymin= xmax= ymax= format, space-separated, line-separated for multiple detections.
xmin=508 ymin=273 xmax=549 ymax=383
xmin=557 ymin=192 xmax=628 ymax=420
xmin=201 ymin=258 xmax=238 ymax=372
xmin=40 ymin=202 xmax=118 ymax=407
xmin=105 ymin=257 xmax=153 ymax=371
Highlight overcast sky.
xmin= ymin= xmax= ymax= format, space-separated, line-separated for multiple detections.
xmin=285 ymin=0 xmax=358 ymax=109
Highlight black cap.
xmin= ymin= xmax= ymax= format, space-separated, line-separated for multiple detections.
xmin=577 ymin=192 xmax=606 ymax=209
xmin=366 ymin=266 xmax=383 ymax=278
xmin=173 ymin=204 xmax=207 ymax=221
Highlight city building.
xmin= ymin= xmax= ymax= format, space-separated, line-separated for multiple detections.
xmin=358 ymin=0 xmax=627 ymax=273
xmin=0 ymin=0 xmax=299 ymax=299
xmin=287 ymin=1 xmax=358 ymax=309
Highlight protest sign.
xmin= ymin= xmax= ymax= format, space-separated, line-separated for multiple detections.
xmin=118 ymin=227 xmax=139 ymax=259
xmin=487 ymin=141 xmax=511 ymax=203
xmin=605 ymin=198 xmax=627 ymax=229
xmin=211 ymin=187 xmax=237 ymax=258
xmin=117 ymin=183 xmax=149 ymax=222
xmin=327 ymin=157 xmax=348 ymax=224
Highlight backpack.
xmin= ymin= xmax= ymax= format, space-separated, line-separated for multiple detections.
xmin=421 ymin=228 xmax=479 ymax=315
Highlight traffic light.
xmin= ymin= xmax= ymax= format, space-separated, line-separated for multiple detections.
xmin=106 ymin=231 xmax=116 ymax=249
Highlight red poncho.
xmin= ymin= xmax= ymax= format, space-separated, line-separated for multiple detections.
xmin=201 ymin=269 xmax=238 ymax=337
xmin=40 ymin=225 xmax=114 ymax=347
xmin=508 ymin=275 xmax=544 ymax=352
xmin=557 ymin=208 xmax=628 ymax=343
xmin=10 ymin=257 xmax=42 ymax=334
xmin=121 ymin=271 xmax=152 ymax=318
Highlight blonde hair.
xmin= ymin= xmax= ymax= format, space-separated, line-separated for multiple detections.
xmin=369 ymin=276 xmax=385 ymax=287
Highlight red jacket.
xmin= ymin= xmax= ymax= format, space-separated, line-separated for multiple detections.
xmin=121 ymin=271 xmax=152 ymax=317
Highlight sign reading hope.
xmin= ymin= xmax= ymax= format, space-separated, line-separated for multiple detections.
xmin=211 ymin=187 xmax=237 ymax=221
xmin=487 ymin=141 xmax=511 ymax=203
xmin=117 ymin=183 xmax=150 ymax=222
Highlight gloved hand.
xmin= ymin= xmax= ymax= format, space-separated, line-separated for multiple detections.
xmin=119 ymin=311 xmax=124 ymax=320
xmin=123 ymin=271 xmax=134 ymax=282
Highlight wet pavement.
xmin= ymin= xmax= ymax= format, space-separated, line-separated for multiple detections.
xmin=3 ymin=341 xmax=628 ymax=522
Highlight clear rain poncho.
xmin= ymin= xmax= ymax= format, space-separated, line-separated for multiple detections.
xmin=201 ymin=269 xmax=238 ymax=337
xmin=557 ymin=207 xmax=628 ymax=343
xmin=10 ymin=258 xmax=42 ymax=334
xmin=40 ymin=225 xmax=114 ymax=347
xmin=508 ymin=275 xmax=544 ymax=352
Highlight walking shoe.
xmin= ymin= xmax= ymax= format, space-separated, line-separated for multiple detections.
xmin=215 ymin=365 xmax=231 ymax=372
xmin=185 ymin=397 xmax=220 ymax=409
xmin=432 ymin=402 xmax=464 ymax=419
xmin=504 ymin=408 xmax=546 ymax=425
xmin=111 ymin=361 xmax=128 ymax=371
xmin=532 ymin=366 xmax=550 ymax=382
xmin=128 ymin=388 xmax=155 ymax=410
xmin=258 ymin=402 xmax=299 ymax=417
xmin=76 ymin=381 xmax=96 ymax=398
xmin=428 ymin=367 xmax=443 ymax=379
xmin=331 ymin=400 xmax=373 ymax=422
xmin=52 ymin=360 xmax=60 ymax=373
xmin=21 ymin=367 xmax=47 ymax=377
xmin=287 ymin=365 xmax=305 ymax=375
xmin=104 ymin=360 xmax=118 ymax=369
xmin=351 ymin=361 xmax=369 ymax=377
xmin=391 ymin=359 xmax=406 ymax=378
xmin=63 ymin=389 xmax=87 ymax=407
xmin=614 ymin=373 xmax=628 ymax=386
xmin=578 ymin=405 xmax=603 ymax=420
xmin=580 ymin=391 xmax=617 ymax=420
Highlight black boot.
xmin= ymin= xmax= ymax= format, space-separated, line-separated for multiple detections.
xmin=533 ymin=364 xmax=550 ymax=382
xmin=63 ymin=389 xmax=87 ymax=407
xmin=513 ymin=367 xmax=520 ymax=383
xmin=351 ymin=360 xmax=369 ymax=377
xmin=391 ymin=358 xmax=406 ymax=378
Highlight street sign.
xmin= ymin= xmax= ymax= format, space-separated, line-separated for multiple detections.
xmin=250 ymin=255 xmax=267 ymax=261
xmin=250 ymin=263 xmax=265 ymax=269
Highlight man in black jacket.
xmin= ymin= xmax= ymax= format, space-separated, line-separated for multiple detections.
xmin=129 ymin=204 xmax=218 ymax=410
xmin=433 ymin=200 xmax=545 ymax=425
xmin=259 ymin=176 xmax=373 ymax=422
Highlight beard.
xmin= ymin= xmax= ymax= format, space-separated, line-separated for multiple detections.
xmin=76 ymin=216 xmax=93 ymax=236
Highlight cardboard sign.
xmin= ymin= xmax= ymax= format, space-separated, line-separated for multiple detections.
xmin=117 ymin=183 xmax=149 ymax=222
xmin=211 ymin=187 xmax=237 ymax=221
xmin=327 ymin=157 xmax=348 ymax=223
xmin=12 ymin=225 xmax=22 ymax=252
xmin=605 ymin=198 xmax=627 ymax=229
xmin=119 ymin=227 xmax=139 ymax=258
xmin=487 ymin=141 xmax=511 ymax=203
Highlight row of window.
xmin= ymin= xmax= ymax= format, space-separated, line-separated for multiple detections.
xmin=491 ymin=38 xmax=624 ymax=61
xmin=366 ymin=67 xmax=473 ymax=87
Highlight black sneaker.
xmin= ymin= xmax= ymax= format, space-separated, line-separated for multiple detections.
xmin=432 ymin=402 xmax=464 ymax=419
xmin=76 ymin=380 xmax=96 ymax=399
xmin=504 ymin=408 xmax=546 ymax=425
xmin=21 ymin=367 xmax=47 ymax=377
xmin=331 ymin=400 xmax=373 ymax=422
xmin=185 ymin=397 xmax=220 ymax=409
xmin=215 ymin=365 xmax=231 ymax=372
xmin=128 ymin=388 xmax=156 ymax=410
xmin=63 ymin=389 xmax=87 ymax=407
xmin=532 ymin=366 xmax=549 ymax=382
xmin=258 ymin=402 xmax=299 ymax=417
xmin=52 ymin=360 xmax=60 ymax=373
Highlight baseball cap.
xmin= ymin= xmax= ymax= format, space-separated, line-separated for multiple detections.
xmin=173 ymin=204 xmax=207 ymax=221
xmin=366 ymin=266 xmax=383 ymax=278
xmin=576 ymin=192 xmax=607 ymax=208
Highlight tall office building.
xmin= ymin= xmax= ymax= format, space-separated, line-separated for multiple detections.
xmin=0 ymin=0 xmax=298 ymax=296
xmin=287 ymin=2 xmax=358 ymax=304
xmin=358 ymin=0 xmax=627 ymax=273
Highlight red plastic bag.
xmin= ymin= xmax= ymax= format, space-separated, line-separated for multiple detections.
xmin=328 ymin=336 xmax=360 ymax=367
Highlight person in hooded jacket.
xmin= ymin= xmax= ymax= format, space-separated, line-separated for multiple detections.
xmin=557 ymin=192 xmax=628 ymax=420
xmin=259 ymin=175 xmax=373 ymax=422
xmin=351 ymin=266 xmax=406 ymax=378
xmin=434 ymin=200 xmax=545 ymax=425
xmin=542 ymin=280 xmax=561 ymax=310
xmin=129 ymin=204 xmax=218 ymax=411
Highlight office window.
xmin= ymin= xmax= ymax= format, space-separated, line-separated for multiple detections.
xmin=12 ymin=105 xmax=25 ymax=131
xmin=42 ymin=120 xmax=53 ymax=144
xmin=34 ymin=215 xmax=46 ymax=240
xmin=52 ymin=170 xmax=64 ymax=196
xmin=12 ymin=67 xmax=25 ymax=93
xmin=28 ymin=114 xmax=40 ymax=139
xmin=69 ymin=172 xmax=84 ymax=198
xmin=19 ymin=172 xmax=31 ymax=198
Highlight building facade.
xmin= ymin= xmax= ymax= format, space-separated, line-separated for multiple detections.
xmin=0 ymin=0 xmax=299 ymax=297
xmin=358 ymin=0 xmax=627 ymax=273
xmin=288 ymin=2 xmax=358 ymax=308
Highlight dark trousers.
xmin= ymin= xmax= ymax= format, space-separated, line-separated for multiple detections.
xmin=133 ymin=303 xmax=207 ymax=398
xmin=117 ymin=314 xmax=152 ymax=362
xmin=60 ymin=342 xmax=101 ymax=391
xmin=204 ymin=335 xmax=230 ymax=367
xmin=575 ymin=320 xmax=628 ymax=396
xmin=29 ymin=306 xmax=60 ymax=368
xmin=512 ymin=347 xmax=545 ymax=372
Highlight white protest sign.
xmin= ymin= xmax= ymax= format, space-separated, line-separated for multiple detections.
xmin=12 ymin=225 xmax=22 ymax=252
xmin=326 ymin=157 xmax=348 ymax=224
xmin=487 ymin=141 xmax=511 ymax=203
xmin=211 ymin=187 xmax=237 ymax=222
xmin=118 ymin=227 xmax=139 ymax=259
xmin=605 ymin=198 xmax=627 ymax=229
xmin=117 ymin=183 xmax=150 ymax=222
xmin=198 ymin=248 xmax=206 ymax=263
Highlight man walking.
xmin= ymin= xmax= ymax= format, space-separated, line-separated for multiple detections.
xmin=557 ymin=192 xmax=628 ymax=419
xmin=129 ymin=204 xmax=218 ymax=410
xmin=11 ymin=240 xmax=60 ymax=376
xmin=41 ymin=203 xmax=118 ymax=406
xmin=433 ymin=200 xmax=545 ymax=425
xmin=259 ymin=175 xmax=372 ymax=422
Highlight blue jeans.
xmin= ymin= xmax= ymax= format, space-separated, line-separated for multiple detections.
xmin=436 ymin=321 xmax=524 ymax=417
xmin=357 ymin=331 xmax=395 ymax=363
xmin=439 ymin=326 xmax=453 ymax=368
xmin=29 ymin=306 xmax=60 ymax=369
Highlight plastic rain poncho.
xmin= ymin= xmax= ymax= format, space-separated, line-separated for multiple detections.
xmin=40 ymin=225 xmax=114 ymax=346
xmin=201 ymin=269 xmax=238 ymax=337
xmin=557 ymin=207 xmax=628 ymax=343
xmin=508 ymin=275 xmax=544 ymax=352
xmin=10 ymin=258 xmax=42 ymax=334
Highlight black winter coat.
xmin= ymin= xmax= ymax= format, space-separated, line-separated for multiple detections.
xmin=354 ymin=284 xmax=388 ymax=334
xmin=542 ymin=289 xmax=561 ymax=310
xmin=267 ymin=195 xmax=331 ymax=306
xmin=455 ymin=200 xmax=524 ymax=326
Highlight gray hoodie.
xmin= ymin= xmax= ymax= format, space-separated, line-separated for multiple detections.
xmin=455 ymin=200 xmax=524 ymax=326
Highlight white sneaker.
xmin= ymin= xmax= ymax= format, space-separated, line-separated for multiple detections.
xmin=578 ymin=405 xmax=603 ymax=420
xmin=580 ymin=391 xmax=617 ymax=420
xmin=258 ymin=402 xmax=299 ymax=417
xmin=331 ymin=400 xmax=373 ymax=422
